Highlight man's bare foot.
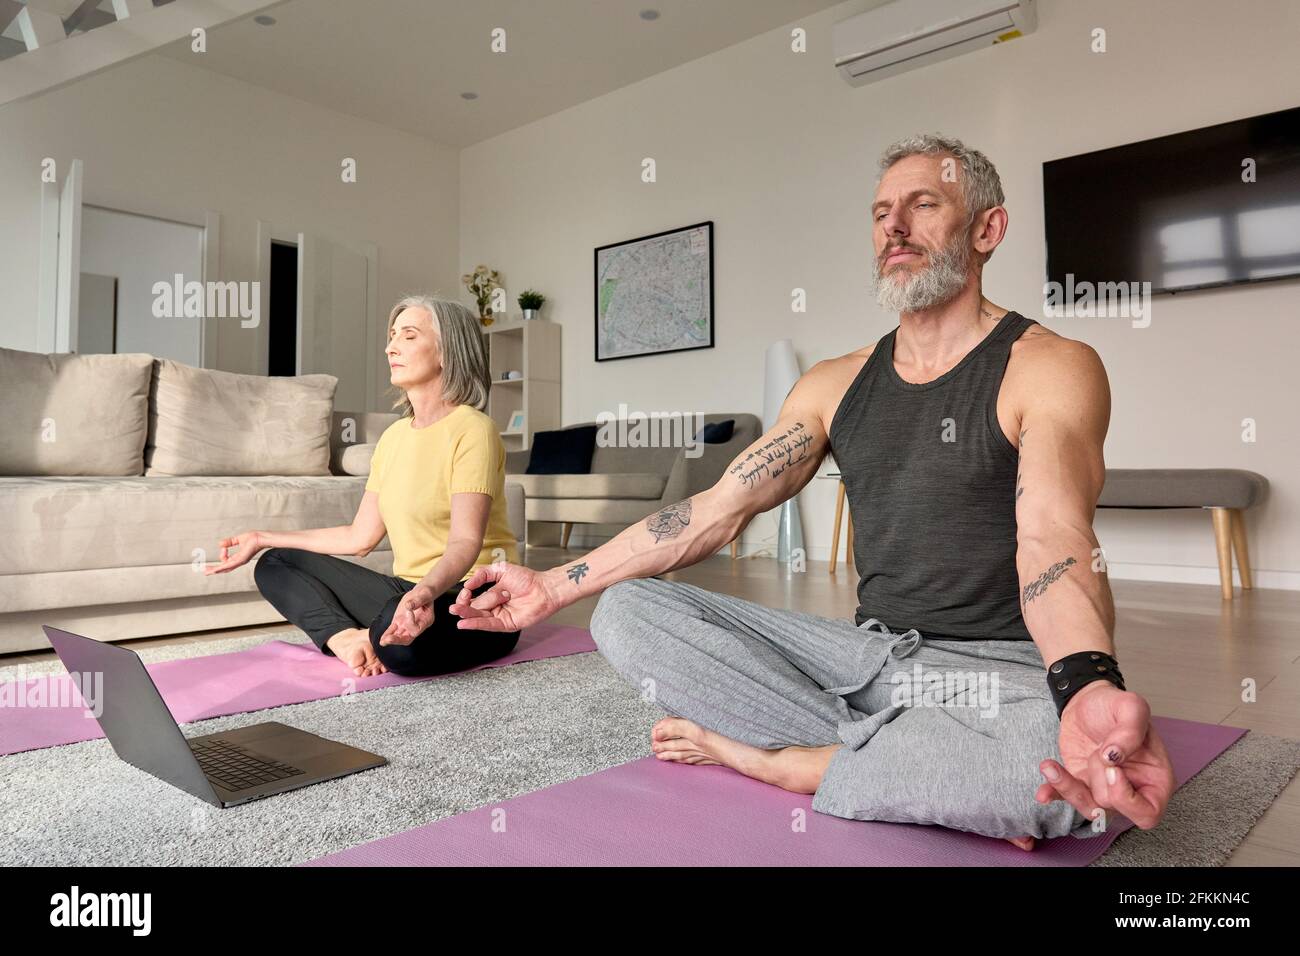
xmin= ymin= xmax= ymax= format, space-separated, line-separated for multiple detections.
xmin=652 ymin=719 xmax=1038 ymax=850
xmin=325 ymin=627 xmax=387 ymax=678
xmin=650 ymin=717 xmax=837 ymax=793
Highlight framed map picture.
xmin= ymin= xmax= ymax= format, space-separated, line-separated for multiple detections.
xmin=594 ymin=220 xmax=714 ymax=362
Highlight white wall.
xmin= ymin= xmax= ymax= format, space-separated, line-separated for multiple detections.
xmin=0 ymin=52 xmax=460 ymax=412
xmin=459 ymin=0 xmax=1300 ymax=587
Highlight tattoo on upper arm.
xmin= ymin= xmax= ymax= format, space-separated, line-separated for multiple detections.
xmin=1022 ymin=556 xmax=1076 ymax=606
xmin=646 ymin=499 xmax=692 ymax=542
xmin=566 ymin=562 xmax=589 ymax=585
xmin=729 ymin=422 xmax=814 ymax=490
xmin=1015 ymin=430 xmax=1026 ymax=500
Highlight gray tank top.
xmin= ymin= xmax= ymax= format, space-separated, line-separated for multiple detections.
xmin=827 ymin=310 xmax=1037 ymax=640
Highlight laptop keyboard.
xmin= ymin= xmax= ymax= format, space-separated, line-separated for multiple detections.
xmin=190 ymin=738 xmax=306 ymax=793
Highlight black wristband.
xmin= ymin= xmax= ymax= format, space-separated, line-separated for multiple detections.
xmin=1047 ymin=651 xmax=1125 ymax=718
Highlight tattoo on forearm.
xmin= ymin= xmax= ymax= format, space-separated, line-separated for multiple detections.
xmin=566 ymin=562 xmax=589 ymax=586
xmin=1022 ymin=556 xmax=1076 ymax=606
xmin=1015 ymin=470 xmax=1024 ymax=500
xmin=646 ymin=498 xmax=692 ymax=542
xmin=729 ymin=422 xmax=813 ymax=490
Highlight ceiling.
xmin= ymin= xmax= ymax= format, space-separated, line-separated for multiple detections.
xmin=154 ymin=0 xmax=851 ymax=147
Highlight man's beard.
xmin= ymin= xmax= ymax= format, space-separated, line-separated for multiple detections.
xmin=872 ymin=230 xmax=972 ymax=313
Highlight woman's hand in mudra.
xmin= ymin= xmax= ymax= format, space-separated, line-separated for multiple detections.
xmin=378 ymin=585 xmax=435 ymax=646
xmin=204 ymin=531 xmax=263 ymax=575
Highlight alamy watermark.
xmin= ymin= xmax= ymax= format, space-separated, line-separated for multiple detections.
xmin=0 ymin=667 xmax=103 ymax=718
xmin=1042 ymin=273 xmax=1152 ymax=328
xmin=889 ymin=663 xmax=1001 ymax=718
xmin=152 ymin=274 xmax=260 ymax=328
xmin=595 ymin=404 xmax=706 ymax=459
xmin=49 ymin=886 xmax=151 ymax=936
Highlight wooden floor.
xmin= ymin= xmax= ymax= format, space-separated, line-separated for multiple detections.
xmin=9 ymin=547 xmax=1299 ymax=865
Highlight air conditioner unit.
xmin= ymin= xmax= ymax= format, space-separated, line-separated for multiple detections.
xmin=833 ymin=0 xmax=1037 ymax=87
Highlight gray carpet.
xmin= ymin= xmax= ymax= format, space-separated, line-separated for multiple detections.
xmin=1 ymin=631 xmax=1296 ymax=866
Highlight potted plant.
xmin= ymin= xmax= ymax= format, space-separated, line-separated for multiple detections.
xmin=462 ymin=264 xmax=502 ymax=327
xmin=518 ymin=289 xmax=546 ymax=321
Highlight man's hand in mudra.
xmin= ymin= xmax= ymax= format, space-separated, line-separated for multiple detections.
xmin=1037 ymin=681 xmax=1176 ymax=833
xmin=448 ymin=562 xmax=560 ymax=632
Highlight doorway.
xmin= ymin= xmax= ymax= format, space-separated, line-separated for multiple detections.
xmin=267 ymin=239 xmax=300 ymax=375
xmin=79 ymin=205 xmax=205 ymax=363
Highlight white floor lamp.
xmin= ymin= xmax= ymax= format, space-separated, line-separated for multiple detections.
xmin=763 ymin=339 xmax=804 ymax=565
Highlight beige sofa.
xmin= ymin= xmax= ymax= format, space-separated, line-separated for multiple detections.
xmin=506 ymin=413 xmax=762 ymax=548
xmin=0 ymin=348 xmax=524 ymax=655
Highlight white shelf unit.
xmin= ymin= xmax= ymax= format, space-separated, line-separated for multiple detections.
xmin=485 ymin=319 xmax=561 ymax=452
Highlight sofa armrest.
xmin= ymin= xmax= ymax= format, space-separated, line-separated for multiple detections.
xmin=330 ymin=410 xmax=402 ymax=475
xmin=505 ymin=480 xmax=526 ymax=558
xmin=505 ymin=449 xmax=531 ymax=475
xmin=657 ymin=434 xmax=750 ymax=508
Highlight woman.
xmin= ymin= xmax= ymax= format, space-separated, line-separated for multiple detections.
xmin=205 ymin=295 xmax=521 ymax=679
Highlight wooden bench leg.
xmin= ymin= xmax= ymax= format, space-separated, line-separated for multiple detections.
xmin=846 ymin=510 xmax=855 ymax=572
xmin=830 ymin=480 xmax=845 ymax=574
xmin=560 ymin=522 xmax=572 ymax=549
xmin=730 ymin=537 xmax=739 ymax=559
xmin=1210 ymin=508 xmax=1234 ymax=600
xmin=1230 ymin=508 xmax=1254 ymax=590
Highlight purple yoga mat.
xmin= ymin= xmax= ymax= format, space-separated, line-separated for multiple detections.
xmin=304 ymin=716 xmax=1246 ymax=867
xmin=0 ymin=623 xmax=595 ymax=757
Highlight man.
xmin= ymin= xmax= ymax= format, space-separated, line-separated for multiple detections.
xmin=450 ymin=133 xmax=1175 ymax=849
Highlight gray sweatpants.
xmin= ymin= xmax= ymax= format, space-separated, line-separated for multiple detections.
xmin=589 ymin=577 xmax=1096 ymax=841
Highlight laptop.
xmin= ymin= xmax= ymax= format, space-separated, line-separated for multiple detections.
xmin=42 ymin=625 xmax=387 ymax=808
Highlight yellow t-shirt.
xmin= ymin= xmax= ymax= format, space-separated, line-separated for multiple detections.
xmin=366 ymin=405 xmax=520 ymax=584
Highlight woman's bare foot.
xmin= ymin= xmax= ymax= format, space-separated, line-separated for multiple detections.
xmin=650 ymin=717 xmax=837 ymax=793
xmin=652 ymin=718 xmax=1038 ymax=851
xmin=325 ymin=627 xmax=387 ymax=678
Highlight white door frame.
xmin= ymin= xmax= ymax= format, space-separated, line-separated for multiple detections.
xmin=52 ymin=158 xmax=83 ymax=354
xmin=41 ymin=168 xmax=221 ymax=364
xmin=37 ymin=176 xmax=63 ymax=353
xmin=255 ymin=221 xmax=379 ymax=407
xmin=82 ymin=203 xmax=220 ymax=366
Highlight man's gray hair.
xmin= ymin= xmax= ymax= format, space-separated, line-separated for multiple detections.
xmin=878 ymin=133 xmax=1005 ymax=259
xmin=385 ymin=294 xmax=489 ymax=416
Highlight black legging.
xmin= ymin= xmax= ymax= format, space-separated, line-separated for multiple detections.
xmin=252 ymin=547 xmax=520 ymax=676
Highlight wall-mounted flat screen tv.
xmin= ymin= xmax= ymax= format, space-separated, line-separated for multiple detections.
xmin=1043 ymin=106 xmax=1300 ymax=295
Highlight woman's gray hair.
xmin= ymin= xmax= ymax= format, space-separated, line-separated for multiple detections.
xmin=877 ymin=133 xmax=1005 ymax=261
xmin=384 ymin=295 xmax=489 ymax=417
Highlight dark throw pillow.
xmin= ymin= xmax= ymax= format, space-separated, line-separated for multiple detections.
xmin=525 ymin=424 xmax=600 ymax=474
xmin=694 ymin=418 xmax=735 ymax=444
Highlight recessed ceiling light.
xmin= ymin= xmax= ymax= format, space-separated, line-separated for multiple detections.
xmin=639 ymin=9 xmax=660 ymax=20
xmin=460 ymin=92 xmax=479 ymax=100
xmin=253 ymin=14 xmax=276 ymax=26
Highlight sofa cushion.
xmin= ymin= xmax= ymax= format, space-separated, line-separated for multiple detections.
xmin=0 ymin=348 xmax=153 ymax=477
xmin=146 ymin=360 xmax=337 ymax=476
xmin=0 ymin=475 xmax=373 ymax=575
xmin=526 ymin=425 xmax=599 ymax=475
xmin=508 ymin=472 xmax=667 ymax=500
